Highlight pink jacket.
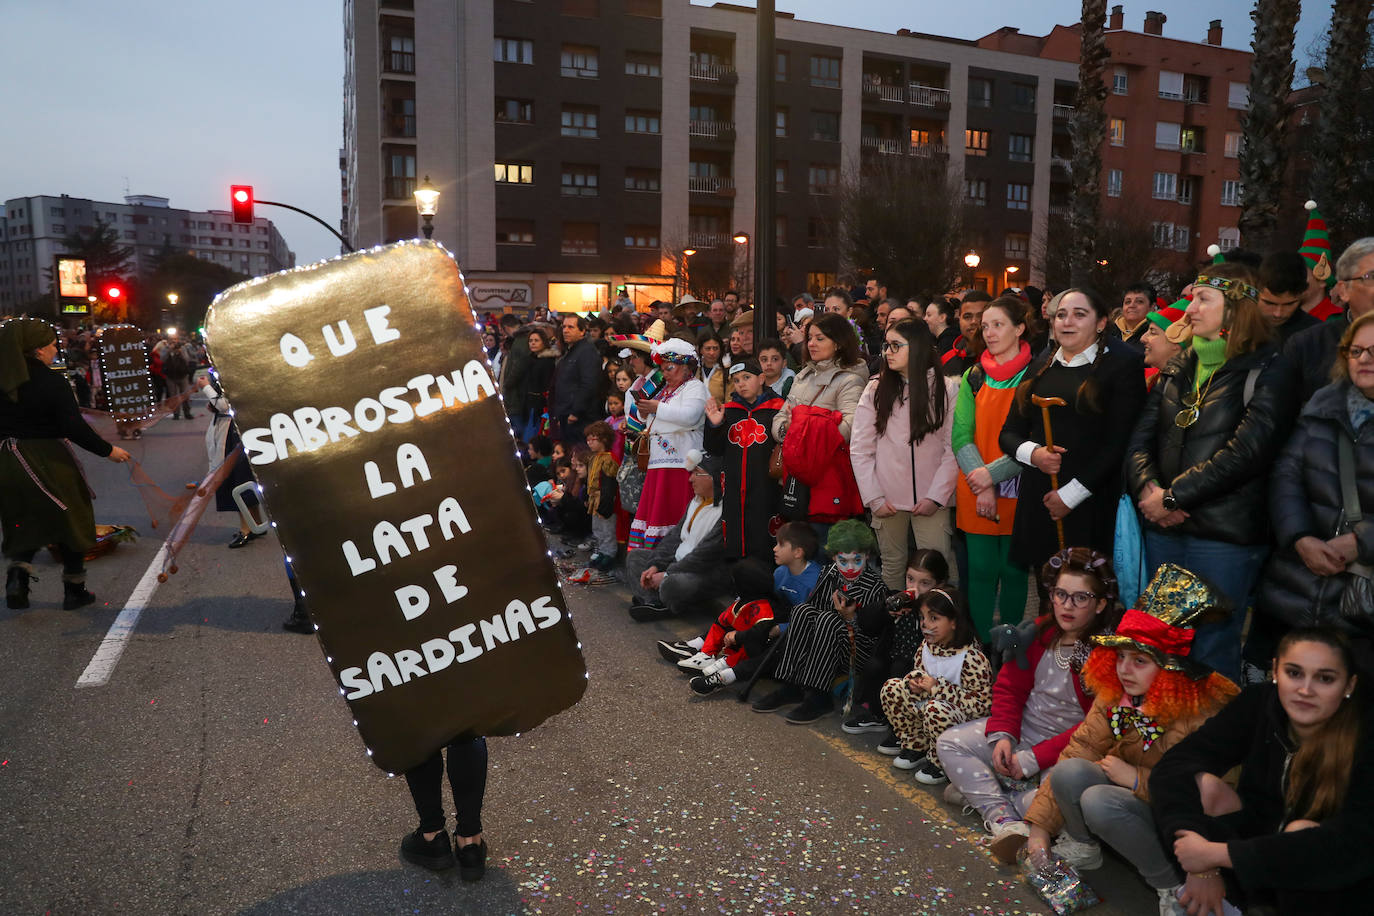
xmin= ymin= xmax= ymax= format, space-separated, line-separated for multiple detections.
xmin=849 ymin=373 xmax=959 ymax=511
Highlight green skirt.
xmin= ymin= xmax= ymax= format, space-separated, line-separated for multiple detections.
xmin=0 ymin=438 xmax=97 ymax=555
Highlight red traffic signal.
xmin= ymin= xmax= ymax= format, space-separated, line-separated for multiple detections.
xmin=230 ymin=185 xmax=254 ymax=224
xmin=105 ymin=284 xmax=123 ymax=300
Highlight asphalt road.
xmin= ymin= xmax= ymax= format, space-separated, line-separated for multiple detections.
xmin=0 ymin=399 xmax=1160 ymax=915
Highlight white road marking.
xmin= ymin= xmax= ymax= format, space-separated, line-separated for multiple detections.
xmin=74 ymin=540 xmax=171 ymax=688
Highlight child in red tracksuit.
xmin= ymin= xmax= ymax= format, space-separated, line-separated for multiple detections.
xmin=670 ymin=558 xmax=778 ymax=695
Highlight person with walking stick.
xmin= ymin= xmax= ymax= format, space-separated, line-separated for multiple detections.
xmin=1000 ymin=289 xmax=1145 ymax=574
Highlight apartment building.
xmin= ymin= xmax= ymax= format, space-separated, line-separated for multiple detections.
xmin=980 ymin=5 xmax=1253 ymax=267
xmin=343 ymin=0 xmax=1078 ymax=309
xmin=0 ymin=193 xmax=295 ymax=315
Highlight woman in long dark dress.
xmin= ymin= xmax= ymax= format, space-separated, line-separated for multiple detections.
xmin=999 ymin=289 xmax=1145 ymax=573
xmin=1 ymin=318 xmax=131 ymax=610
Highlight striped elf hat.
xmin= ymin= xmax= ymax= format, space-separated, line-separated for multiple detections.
xmin=1300 ymin=200 xmax=1335 ymax=288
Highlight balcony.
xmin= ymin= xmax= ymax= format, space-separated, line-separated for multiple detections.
xmin=1051 ymin=156 xmax=1072 ymax=173
xmin=1049 ymin=204 xmax=1070 ymax=217
xmin=1052 ymin=104 xmax=1075 ymax=120
xmin=689 ymin=120 xmax=735 ymax=140
xmin=687 ymin=231 xmax=729 ymax=249
xmin=909 ymin=141 xmax=949 ymax=159
xmin=688 ymin=176 xmax=735 ymax=194
xmin=385 ymin=114 xmax=416 ymax=138
xmin=383 ymin=50 xmax=415 ymax=74
xmin=861 ymin=136 xmax=904 ymax=155
xmin=689 ymin=61 xmax=737 ymax=83
xmin=385 ymin=176 xmax=416 ymax=200
xmin=862 ymin=78 xmax=906 ymax=103
xmin=908 ymin=84 xmax=951 ymax=109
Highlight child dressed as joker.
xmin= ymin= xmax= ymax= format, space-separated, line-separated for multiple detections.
xmin=750 ymin=519 xmax=890 ymax=725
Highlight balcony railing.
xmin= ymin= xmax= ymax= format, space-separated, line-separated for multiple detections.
xmin=862 ymin=78 xmax=906 ymax=103
xmin=385 ymin=177 xmax=416 ymax=199
xmin=688 ymin=176 xmax=734 ymax=194
xmin=1052 ymin=104 xmax=1075 ymax=120
xmin=861 ymin=135 xmax=904 ymax=155
xmin=383 ymin=50 xmax=415 ymax=74
xmin=689 ymin=119 xmax=734 ymax=140
xmin=687 ymin=231 xmax=729 ymax=248
xmin=1049 ymin=204 xmax=1070 ymax=217
xmin=689 ymin=61 xmax=735 ymax=81
xmin=909 ymin=141 xmax=949 ymax=159
xmin=386 ymin=114 xmax=416 ymax=137
xmin=1051 ymin=156 xmax=1072 ymax=172
xmin=908 ymin=84 xmax=951 ymax=108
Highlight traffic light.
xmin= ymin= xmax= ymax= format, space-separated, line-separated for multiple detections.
xmin=230 ymin=185 xmax=254 ymax=224
xmin=105 ymin=284 xmax=123 ymax=301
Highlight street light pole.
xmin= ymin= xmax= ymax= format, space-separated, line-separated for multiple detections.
xmin=753 ymin=0 xmax=776 ymax=344
xmin=414 ymin=176 xmax=440 ymax=240
xmin=733 ymin=232 xmax=751 ymax=304
xmin=964 ymin=250 xmax=981 ymax=291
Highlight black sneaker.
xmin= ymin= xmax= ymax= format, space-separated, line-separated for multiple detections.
xmin=400 ymin=829 xmax=454 ymax=871
xmin=913 ymin=759 xmax=948 ymax=785
xmin=783 ymin=690 xmax=834 ymax=724
xmin=689 ymin=671 xmax=733 ymax=696
xmin=629 ymin=602 xmax=673 ymax=623
xmin=877 ymin=730 xmax=902 ymax=756
xmin=892 ymin=748 xmax=925 ymax=770
xmin=751 ymin=683 xmax=806 ymax=713
xmin=455 ymin=838 xmax=487 ymax=882
xmin=656 ymin=640 xmax=695 ymax=662
xmin=841 ymin=711 xmax=887 ymax=734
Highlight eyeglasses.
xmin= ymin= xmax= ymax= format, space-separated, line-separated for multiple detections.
xmin=1341 ymin=344 xmax=1374 ymax=361
xmin=1339 ymin=271 xmax=1374 ymax=284
xmin=1049 ymin=587 xmax=1100 ymax=608
xmin=881 ymin=340 xmax=909 ymax=353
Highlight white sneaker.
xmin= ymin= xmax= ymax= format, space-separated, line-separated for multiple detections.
xmin=1051 ymin=834 xmax=1102 ymax=870
xmin=700 ymin=656 xmax=730 ymax=677
xmin=677 ymin=651 xmax=715 ymax=672
xmin=987 ymin=818 xmax=1030 ymax=864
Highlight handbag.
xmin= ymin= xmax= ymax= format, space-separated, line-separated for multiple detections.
xmin=1336 ymin=433 xmax=1374 ymax=623
xmin=780 ymin=474 xmax=810 ymax=521
xmin=635 ymin=417 xmax=654 ymax=473
xmin=616 ymin=453 xmax=645 ymax=514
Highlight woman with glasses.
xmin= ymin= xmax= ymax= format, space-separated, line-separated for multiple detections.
xmin=951 ymin=297 xmax=1035 ymax=640
xmin=1253 ymin=311 xmax=1374 ymax=669
xmin=850 ymin=318 xmax=958 ymax=590
xmin=1124 ymin=262 xmax=1300 ymax=683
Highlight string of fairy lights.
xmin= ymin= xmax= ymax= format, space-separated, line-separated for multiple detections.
xmin=95 ymin=324 xmax=158 ymax=424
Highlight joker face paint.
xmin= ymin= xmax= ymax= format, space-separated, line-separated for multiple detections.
xmin=834 ymin=551 xmax=868 ymax=581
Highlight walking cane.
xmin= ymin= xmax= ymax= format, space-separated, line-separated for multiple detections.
xmin=1031 ymin=394 xmax=1069 ymax=550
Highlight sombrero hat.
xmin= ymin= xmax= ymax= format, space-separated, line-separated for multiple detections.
xmin=608 ymin=319 xmax=667 ymax=354
xmin=1092 ymin=563 xmax=1230 ymax=680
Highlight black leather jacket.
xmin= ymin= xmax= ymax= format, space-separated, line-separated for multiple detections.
xmin=1124 ymin=343 xmax=1299 ymax=545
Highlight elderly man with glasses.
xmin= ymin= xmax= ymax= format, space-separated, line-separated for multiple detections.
xmin=1284 ymin=237 xmax=1374 ymax=403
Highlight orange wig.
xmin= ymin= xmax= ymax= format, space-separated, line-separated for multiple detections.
xmin=1082 ymin=646 xmax=1238 ymax=722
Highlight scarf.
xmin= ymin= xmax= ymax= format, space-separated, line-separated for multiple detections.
xmin=0 ymin=318 xmax=58 ymax=402
xmin=1191 ymin=336 xmax=1228 ymax=390
xmin=980 ymin=340 xmax=1032 ymax=382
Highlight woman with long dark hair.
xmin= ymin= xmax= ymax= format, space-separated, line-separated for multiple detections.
xmin=850 ymin=318 xmax=957 ymax=589
xmin=1151 ymin=628 xmax=1374 ymax=914
xmin=1000 ymin=288 xmax=1145 ymax=574
xmin=924 ymin=297 xmax=959 ymax=356
xmin=516 ymin=327 xmax=558 ymax=441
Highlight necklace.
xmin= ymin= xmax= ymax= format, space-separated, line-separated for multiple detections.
xmin=1175 ymin=370 xmax=1217 ymax=429
xmin=1053 ymin=642 xmax=1075 ymax=669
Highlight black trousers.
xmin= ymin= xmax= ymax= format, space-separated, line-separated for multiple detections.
xmin=10 ymin=544 xmax=84 ymax=576
xmin=403 ymin=737 xmax=488 ymax=837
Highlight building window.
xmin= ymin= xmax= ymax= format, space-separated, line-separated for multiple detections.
xmin=808 ymin=165 xmax=839 ymax=195
xmin=1008 ymin=134 xmax=1033 ymax=162
xmin=1228 ymin=82 xmax=1248 ymax=109
xmin=811 ymin=111 xmax=840 ymax=142
xmin=496 ymin=97 xmax=533 ymax=124
xmin=1107 ymin=169 xmax=1123 ymax=198
xmin=624 ymin=225 xmax=659 ymax=249
xmin=51 ymin=223 xmax=65 ymax=233
xmin=560 ymin=44 xmax=598 ymax=78
xmin=1011 ymin=83 xmax=1035 ymax=112
xmin=1006 ymin=183 xmax=1030 ymax=210
xmin=775 ymin=108 xmax=788 ymax=138
xmin=1112 ymin=66 xmax=1128 ymax=95
xmin=965 ymin=129 xmax=989 ymax=157
xmin=965 ymin=178 xmax=987 ymax=206
xmin=1153 ymin=223 xmax=1190 ymax=251
xmin=809 ymin=55 xmax=840 ymax=89
xmin=1217 ymin=227 xmax=1240 ymax=251
xmin=1005 ymin=233 xmax=1030 ymax=259
xmin=494 ymin=38 xmax=533 ymax=64
xmin=775 ymin=51 xmax=788 ymax=81
xmin=689 ymin=103 xmax=720 ymax=124
xmin=561 ymin=165 xmax=599 ymax=196
xmin=806 ymin=217 xmax=829 ymax=247
xmin=624 ymin=168 xmax=661 ymax=192
xmin=495 ymin=162 xmax=534 ymax=184
xmin=1224 ymin=131 xmax=1243 ymax=158
xmin=560 ymin=106 xmax=599 ymax=138
xmin=50 ymin=206 xmax=65 ymax=217
xmin=1155 ymin=121 xmax=1181 ymax=150
xmin=1221 ymin=180 xmax=1243 ymax=206
xmin=1158 ymin=70 xmax=1184 ymax=100
xmin=968 ymin=78 xmax=992 ymax=108
xmin=776 ymin=215 xmax=787 ymax=246
xmin=624 ymin=52 xmax=661 ymax=77
xmin=625 ymin=110 xmax=660 ymax=133
xmin=776 ymin=162 xmax=788 ymax=192
xmin=1178 ymin=177 xmax=1196 ymax=205
xmin=806 ymin=271 xmax=837 ymax=295
xmin=1152 ymin=171 xmax=1178 ymax=200
xmin=561 ymin=222 xmax=599 ymax=256
xmin=1109 ymin=118 xmax=1126 ymax=146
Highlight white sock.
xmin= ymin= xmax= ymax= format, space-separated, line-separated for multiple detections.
xmin=716 ymin=667 xmax=737 ymax=685
xmin=687 ymin=636 xmax=705 ymax=650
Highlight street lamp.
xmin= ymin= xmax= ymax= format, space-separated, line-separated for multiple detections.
xmin=414 ymin=175 xmax=440 ymax=240
xmin=733 ymin=231 xmax=751 ymax=303
xmin=677 ymin=248 xmax=697 ymax=302
xmin=1005 ymin=265 xmax=1019 ymax=290
xmin=964 ymin=250 xmax=980 ymax=290
xmin=167 ymin=292 xmax=179 ymax=307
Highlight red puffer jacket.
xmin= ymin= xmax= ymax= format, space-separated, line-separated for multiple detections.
xmin=781 ymin=403 xmax=863 ymax=523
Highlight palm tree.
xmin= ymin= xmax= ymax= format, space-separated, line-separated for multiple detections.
xmin=1069 ymin=0 xmax=1108 ymax=286
xmin=1312 ymin=0 xmax=1374 ymax=245
xmin=1238 ymin=0 xmax=1301 ymax=251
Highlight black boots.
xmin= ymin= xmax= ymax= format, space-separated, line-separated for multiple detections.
xmin=6 ymin=563 xmax=33 ymax=609
xmin=62 ymin=574 xmax=96 ymax=611
xmin=282 ymin=598 xmax=312 ymax=634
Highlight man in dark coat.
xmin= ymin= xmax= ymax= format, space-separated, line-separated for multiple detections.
xmin=704 ymin=360 xmax=783 ymax=561
xmin=1285 ymin=238 xmax=1374 ymax=403
xmin=551 ymin=313 xmax=603 ymax=444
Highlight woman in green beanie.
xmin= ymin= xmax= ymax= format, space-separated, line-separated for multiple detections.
xmin=1 ymin=318 xmax=131 ymax=610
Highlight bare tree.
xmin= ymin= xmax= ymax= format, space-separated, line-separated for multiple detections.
xmin=1312 ymin=0 xmax=1374 ymax=245
xmin=1040 ymin=196 xmax=1189 ymax=299
xmin=1238 ymin=0 xmax=1301 ymax=251
xmin=1069 ymin=0 xmax=1109 ymax=285
xmin=833 ymin=152 xmax=965 ymax=299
